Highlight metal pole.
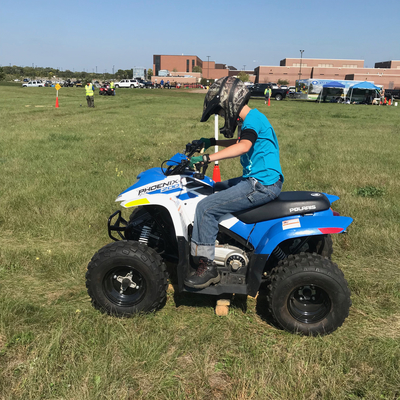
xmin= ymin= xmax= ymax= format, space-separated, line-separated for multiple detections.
xmin=299 ymin=50 xmax=304 ymax=82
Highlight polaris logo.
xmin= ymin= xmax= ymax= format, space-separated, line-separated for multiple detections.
xmin=289 ymin=205 xmax=317 ymax=213
xmin=138 ymin=179 xmax=180 ymax=195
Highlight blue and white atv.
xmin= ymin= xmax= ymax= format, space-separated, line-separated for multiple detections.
xmin=86 ymin=140 xmax=353 ymax=335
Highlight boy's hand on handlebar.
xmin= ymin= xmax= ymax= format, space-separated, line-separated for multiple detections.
xmin=189 ymin=154 xmax=210 ymax=169
xmin=199 ymin=137 xmax=216 ymax=150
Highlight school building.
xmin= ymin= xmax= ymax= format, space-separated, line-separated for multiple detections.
xmin=152 ymin=55 xmax=400 ymax=89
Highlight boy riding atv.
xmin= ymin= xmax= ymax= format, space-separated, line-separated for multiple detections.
xmin=185 ymin=77 xmax=284 ymax=289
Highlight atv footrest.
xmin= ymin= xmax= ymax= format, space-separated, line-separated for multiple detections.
xmin=108 ymin=210 xmax=128 ymax=241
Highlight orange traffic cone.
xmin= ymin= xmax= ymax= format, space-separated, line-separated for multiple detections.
xmin=212 ymin=164 xmax=221 ymax=182
xmin=389 ymin=98 xmax=392 ymax=105
xmin=268 ymin=96 xmax=271 ymax=107
xmin=55 ymin=97 xmax=59 ymax=108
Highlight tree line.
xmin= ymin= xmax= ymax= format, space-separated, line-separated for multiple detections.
xmin=0 ymin=65 xmax=154 ymax=81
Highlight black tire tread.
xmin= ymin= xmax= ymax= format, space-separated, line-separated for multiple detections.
xmin=86 ymin=241 xmax=168 ymax=315
xmin=266 ymin=252 xmax=351 ymax=335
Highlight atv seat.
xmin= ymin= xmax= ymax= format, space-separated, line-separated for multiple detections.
xmin=233 ymin=191 xmax=330 ymax=224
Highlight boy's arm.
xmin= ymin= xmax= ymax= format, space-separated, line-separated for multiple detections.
xmin=209 ymin=140 xmax=252 ymax=163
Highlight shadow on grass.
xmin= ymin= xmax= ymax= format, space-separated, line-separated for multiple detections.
xmin=170 ymin=287 xmax=249 ymax=314
xmin=255 ymin=282 xmax=281 ymax=331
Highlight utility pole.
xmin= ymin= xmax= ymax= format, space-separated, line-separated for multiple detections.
xmin=299 ymin=50 xmax=304 ymax=82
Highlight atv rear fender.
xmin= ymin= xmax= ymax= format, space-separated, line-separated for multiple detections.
xmin=255 ymin=215 xmax=353 ymax=256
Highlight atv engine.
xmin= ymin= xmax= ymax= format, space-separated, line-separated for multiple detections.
xmin=214 ymin=244 xmax=249 ymax=271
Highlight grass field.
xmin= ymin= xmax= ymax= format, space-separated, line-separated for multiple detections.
xmin=0 ymin=84 xmax=400 ymax=399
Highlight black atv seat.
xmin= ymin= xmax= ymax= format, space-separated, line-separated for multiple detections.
xmin=232 ymin=191 xmax=330 ymax=224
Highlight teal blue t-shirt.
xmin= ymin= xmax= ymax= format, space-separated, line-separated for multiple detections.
xmin=240 ymin=109 xmax=284 ymax=185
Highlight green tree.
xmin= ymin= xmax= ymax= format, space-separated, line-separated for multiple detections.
xmin=0 ymin=67 xmax=5 ymax=81
xmin=277 ymin=79 xmax=289 ymax=86
xmin=147 ymin=68 xmax=153 ymax=80
xmin=237 ymin=71 xmax=249 ymax=82
xmin=192 ymin=66 xmax=202 ymax=73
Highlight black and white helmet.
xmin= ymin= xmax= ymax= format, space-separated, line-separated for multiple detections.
xmin=200 ymin=77 xmax=250 ymax=138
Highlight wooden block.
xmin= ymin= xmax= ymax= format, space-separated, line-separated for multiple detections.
xmin=215 ymin=305 xmax=229 ymax=316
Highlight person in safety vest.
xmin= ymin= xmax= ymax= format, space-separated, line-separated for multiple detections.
xmin=184 ymin=77 xmax=284 ymax=289
xmin=110 ymin=81 xmax=115 ymax=96
xmin=264 ymin=86 xmax=272 ymax=104
xmin=86 ymin=82 xmax=95 ymax=108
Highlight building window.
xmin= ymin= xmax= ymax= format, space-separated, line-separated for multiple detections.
xmin=186 ymin=59 xmax=189 ymax=73
xmin=192 ymin=59 xmax=195 ymax=71
xmin=318 ymin=64 xmax=333 ymax=67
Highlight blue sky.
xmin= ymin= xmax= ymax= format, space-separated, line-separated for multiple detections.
xmin=2 ymin=0 xmax=399 ymax=72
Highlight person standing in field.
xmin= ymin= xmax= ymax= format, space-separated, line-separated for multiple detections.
xmin=264 ymin=85 xmax=271 ymax=104
xmin=86 ymin=82 xmax=95 ymax=108
xmin=110 ymin=80 xmax=115 ymax=96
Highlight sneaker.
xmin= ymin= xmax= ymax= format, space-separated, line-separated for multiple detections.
xmin=184 ymin=258 xmax=220 ymax=289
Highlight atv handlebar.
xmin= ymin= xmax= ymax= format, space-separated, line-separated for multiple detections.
xmin=163 ymin=140 xmax=208 ymax=178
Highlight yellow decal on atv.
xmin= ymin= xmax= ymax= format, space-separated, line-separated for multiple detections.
xmin=124 ymin=198 xmax=150 ymax=207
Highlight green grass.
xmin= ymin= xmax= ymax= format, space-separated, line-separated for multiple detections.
xmin=0 ymin=85 xmax=400 ymax=399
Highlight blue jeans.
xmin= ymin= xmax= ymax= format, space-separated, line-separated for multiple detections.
xmin=191 ymin=177 xmax=282 ymax=260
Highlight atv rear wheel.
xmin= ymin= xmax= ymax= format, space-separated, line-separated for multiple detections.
xmin=265 ymin=253 xmax=351 ymax=336
xmin=86 ymin=241 xmax=168 ymax=316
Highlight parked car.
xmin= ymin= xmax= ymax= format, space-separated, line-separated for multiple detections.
xmin=384 ymin=88 xmax=400 ymax=99
xmin=23 ymin=78 xmax=29 ymax=82
xmin=75 ymin=81 xmax=83 ymax=87
xmin=288 ymin=86 xmax=296 ymax=93
xmin=249 ymin=83 xmax=288 ymax=101
xmin=115 ymin=79 xmax=140 ymax=88
xmin=63 ymin=79 xmax=74 ymax=87
xmin=136 ymin=79 xmax=149 ymax=88
xmin=140 ymin=80 xmax=153 ymax=88
xmin=22 ymin=81 xmax=44 ymax=87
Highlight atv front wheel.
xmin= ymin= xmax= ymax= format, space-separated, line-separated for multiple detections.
xmin=86 ymin=241 xmax=168 ymax=316
xmin=265 ymin=253 xmax=351 ymax=336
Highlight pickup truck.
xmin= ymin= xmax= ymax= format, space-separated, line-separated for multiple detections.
xmin=249 ymin=83 xmax=288 ymax=101
xmin=384 ymin=89 xmax=400 ymax=99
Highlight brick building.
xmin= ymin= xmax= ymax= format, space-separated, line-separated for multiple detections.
xmin=152 ymin=55 xmax=400 ymax=89
xmin=152 ymin=55 xmax=255 ymax=84
xmin=257 ymin=58 xmax=400 ymax=88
